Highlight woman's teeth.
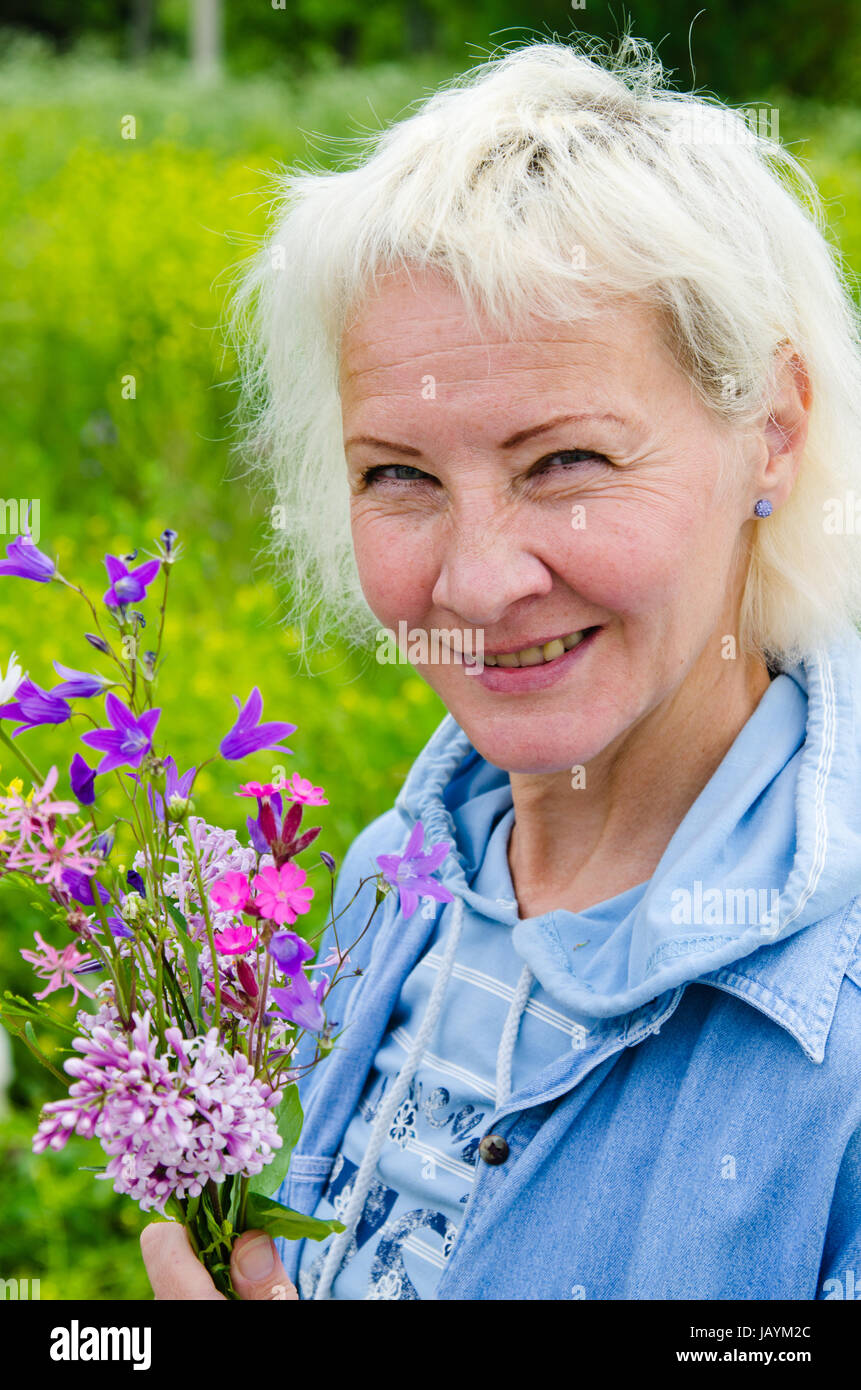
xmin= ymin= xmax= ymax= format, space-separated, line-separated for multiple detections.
xmin=483 ymin=630 xmax=588 ymax=668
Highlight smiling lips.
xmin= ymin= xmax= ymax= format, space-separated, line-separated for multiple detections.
xmin=483 ymin=628 xmax=595 ymax=667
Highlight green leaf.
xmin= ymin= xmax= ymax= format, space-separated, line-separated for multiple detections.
xmin=248 ymin=1086 xmax=304 ymax=1198
xmin=8 ymin=1019 xmax=69 ymax=1082
xmin=0 ymin=992 xmax=79 ymax=1034
xmin=166 ymin=900 xmax=202 ymax=1026
xmin=245 ymin=1192 xmax=345 ymax=1243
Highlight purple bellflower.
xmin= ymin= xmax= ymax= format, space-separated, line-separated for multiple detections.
xmin=52 ymin=662 xmax=113 ymax=699
xmin=150 ymin=756 xmax=195 ymax=821
xmin=0 ymin=533 xmax=56 ymax=583
xmin=81 ymin=693 xmax=160 ymax=773
xmin=103 ymin=554 xmax=161 ymax=608
xmin=90 ymin=828 xmax=114 ymax=859
xmin=106 ymin=913 xmax=135 ymax=940
xmin=270 ymin=971 xmax=328 ymax=1033
xmin=267 ymin=929 xmax=315 ymax=975
xmin=126 ymin=869 xmax=146 ymax=898
xmin=220 ymin=688 xmax=296 ymax=762
xmin=376 ymin=820 xmax=455 ymax=920
xmin=61 ymin=868 xmax=111 ymax=908
xmin=69 ymin=753 xmax=97 ymax=806
xmin=0 ymin=678 xmax=71 ymax=736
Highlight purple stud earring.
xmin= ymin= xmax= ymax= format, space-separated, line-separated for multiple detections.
xmin=753 ymin=498 xmax=773 ymax=518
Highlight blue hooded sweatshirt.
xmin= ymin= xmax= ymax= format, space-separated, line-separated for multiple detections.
xmin=274 ymin=632 xmax=861 ymax=1300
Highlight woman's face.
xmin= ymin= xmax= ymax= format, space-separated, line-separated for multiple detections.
xmin=340 ymin=267 xmax=764 ymax=774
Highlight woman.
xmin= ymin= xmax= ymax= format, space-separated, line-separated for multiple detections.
xmin=142 ymin=35 xmax=861 ymax=1300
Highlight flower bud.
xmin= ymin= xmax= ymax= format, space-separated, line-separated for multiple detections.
xmin=85 ymin=633 xmax=111 ymax=655
xmin=167 ymin=794 xmax=192 ymax=822
xmin=90 ymin=829 xmax=114 ymax=860
xmin=120 ymin=893 xmax=143 ymax=923
xmin=148 ymin=761 xmax=168 ymax=795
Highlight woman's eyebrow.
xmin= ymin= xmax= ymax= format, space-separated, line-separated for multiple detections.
xmin=500 ymin=411 xmax=629 ymax=448
xmin=344 ymin=411 xmax=630 ymax=457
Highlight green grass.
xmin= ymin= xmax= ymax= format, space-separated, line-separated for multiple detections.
xmin=1 ymin=43 xmax=860 ymax=1298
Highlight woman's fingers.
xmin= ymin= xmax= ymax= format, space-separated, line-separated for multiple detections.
xmin=140 ymin=1221 xmax=299 ymax=1301
xmin=230 ymin=1230 xmax=298 ymax=1301
xmin=140 ymin=1221 xmax=226 ymax=1301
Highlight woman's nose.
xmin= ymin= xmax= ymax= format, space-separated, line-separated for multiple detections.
xmin=430 ymin=511 xmax=554 ymax=627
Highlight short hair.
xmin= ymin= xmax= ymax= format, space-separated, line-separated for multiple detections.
xmin=229 ymin=33 xmax=861 ymax=672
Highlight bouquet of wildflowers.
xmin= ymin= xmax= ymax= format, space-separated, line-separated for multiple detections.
xmin=0 ymin=518 xmax=453 ymax=1297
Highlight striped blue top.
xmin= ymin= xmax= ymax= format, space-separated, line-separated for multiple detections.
xmin=296 ymin=798 xmax=647 ymax=1300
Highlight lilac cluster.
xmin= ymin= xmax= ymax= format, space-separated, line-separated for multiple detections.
xmin=153 ymin=817 xmax=261 ymax=940
xmin=33 ymin=1012 xmax=284 ymax=1213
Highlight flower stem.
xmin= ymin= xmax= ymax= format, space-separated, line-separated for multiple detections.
xmin=0 ymin=726 xmax=45 ymax=787
xmin=185 ymin=826 xmax=221 ymax=1029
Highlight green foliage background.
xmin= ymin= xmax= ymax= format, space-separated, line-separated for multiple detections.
xmin=0 ymin=29 xmax=859 ymax=1299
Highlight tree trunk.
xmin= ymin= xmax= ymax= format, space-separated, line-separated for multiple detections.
xmin=129 ymin=0 xmax=155 ymax=64
xmin=190 ymin=0 xmax=223 ymax=79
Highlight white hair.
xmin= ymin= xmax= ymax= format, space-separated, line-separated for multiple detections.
xmin=228 ymin=33 xmax=861 ymax=671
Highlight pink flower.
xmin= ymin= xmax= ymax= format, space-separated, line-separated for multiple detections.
xmin=20 ymin=930 xmax=98 ymax=1006
xmin=0 ymin=765 xmax=79 ymax=846
xmin=11 ymin=821 xmax=101 ymax=889
xmin=284 ymin=773 xmax=328 ymax=807
xmin=209 ymin=871 xmax=251 ymax=915
xmin=213 ymin=923 xmax=259 ymax=955
xmin=252 ymin=862 xmax=314 ymax=925
xmin=236 ymin=781 xmax=284 ymax=798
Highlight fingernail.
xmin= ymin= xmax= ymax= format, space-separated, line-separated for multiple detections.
xmin=236 ymin=1234 xmax=275 ymax=1280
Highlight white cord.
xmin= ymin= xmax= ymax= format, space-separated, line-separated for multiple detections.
xmin=313 ymin=893 xmax=466 ymax=1299
xmin=495 ymin=962 xmax=533 ymax=1108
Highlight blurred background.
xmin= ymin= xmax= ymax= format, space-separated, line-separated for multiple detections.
xmin=0 ymin=0 xmax=858 ymax=1299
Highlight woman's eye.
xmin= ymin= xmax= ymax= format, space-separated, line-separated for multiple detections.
xmin=538 ymin=449 xmax=609 ymax=471
xmin=360 ymin=463 xmax=433 ymax=485
xmin=359 ymin=449 xmax=608 ymax=488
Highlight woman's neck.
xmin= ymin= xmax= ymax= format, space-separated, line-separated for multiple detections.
xmin=506 ymin=651 xmax=772 ymax=919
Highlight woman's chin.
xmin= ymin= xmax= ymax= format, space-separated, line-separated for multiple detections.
xmin=454 ymin=718 xmax=614 ymax=777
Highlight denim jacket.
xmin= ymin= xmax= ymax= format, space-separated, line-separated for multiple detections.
xmin=275 ymin=634 xmax=861 ymax=1299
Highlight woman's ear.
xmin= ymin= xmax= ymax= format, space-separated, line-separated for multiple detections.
xmin=758 ymin=344 xmax=812 ymax=505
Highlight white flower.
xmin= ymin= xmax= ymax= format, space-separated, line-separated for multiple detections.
xmin=366 ymin=1270 xmax=403 ymax=1300
xmin=332 ymin=1185 xmax=353 ymax=1222
xmin=121 ymin=893 xmax=143 ymax=922
xmin=389 ymin=1098 xmax=417 ymax=1148
xmin=0 ymin=651 xmax=24 ymax=704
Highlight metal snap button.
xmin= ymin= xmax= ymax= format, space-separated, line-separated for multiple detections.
xmin=478 ymin=1133 xmax=509 ymax=1165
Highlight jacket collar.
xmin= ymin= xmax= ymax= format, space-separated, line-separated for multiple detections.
xmin=394 ymin=637 xmax=861 ymax=1064
xmin=700 ymin=890 xmax=861 ymax=1063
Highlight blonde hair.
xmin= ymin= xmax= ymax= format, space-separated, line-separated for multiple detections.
xmin=229 ymin=32 xmax=861 ymax=671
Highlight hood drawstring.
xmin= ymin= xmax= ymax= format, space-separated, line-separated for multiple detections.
xmin=312 ymin=888 xmax=535 ymax=1299
xmin=495 ymin=962 xmax=534 ymax=1108
xmin=313 ymin=893 xmax=467 ymax=1299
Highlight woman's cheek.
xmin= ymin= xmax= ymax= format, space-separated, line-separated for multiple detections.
xmin=567 ymin=513 xmax=698 ymax=617
xmin=352 ymin=511 xmax=434 ymax=628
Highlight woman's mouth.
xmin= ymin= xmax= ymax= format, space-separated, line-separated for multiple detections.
xmin=483 ymin=628 xmax=596 ymax=667
xmin=471 ymin=626 xmax=603 ymax=691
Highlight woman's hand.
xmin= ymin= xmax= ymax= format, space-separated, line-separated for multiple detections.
xmin=140 ymin=1221 xmax=299 ymax=1301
